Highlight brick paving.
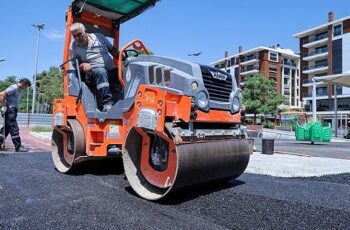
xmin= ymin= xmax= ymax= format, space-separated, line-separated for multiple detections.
xmin=0 ymin=128 xmax=51 ymax=153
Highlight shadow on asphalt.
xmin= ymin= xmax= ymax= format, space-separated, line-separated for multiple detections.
xmin=125 ymin=179 xmax=245 ymax=204
xmin=65 ymin=158 xmax=125 ymax=176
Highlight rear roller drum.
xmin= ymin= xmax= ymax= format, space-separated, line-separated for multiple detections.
xmin=123 ymin=127 xmax=250 ymax=200
xmin=51 ymin=119 xmax=86 ymax=173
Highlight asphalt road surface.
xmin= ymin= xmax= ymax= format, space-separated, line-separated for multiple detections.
xmin=1 ymin=152 xmax=349 ymax=230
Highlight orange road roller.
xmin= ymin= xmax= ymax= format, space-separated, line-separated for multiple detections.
xmin=52 ymin=0 xmax=252 ymax=200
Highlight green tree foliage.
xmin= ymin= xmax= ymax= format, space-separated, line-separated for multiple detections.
xmin=0 ymin=67 xmax=63 ymax=113
xmin=0 ymin=76 xmax=17 ymax=90
xmin=242 ymin=74 xmax=285 ymax=124
xmin=35 ymin=66 xmax=64 ymax=113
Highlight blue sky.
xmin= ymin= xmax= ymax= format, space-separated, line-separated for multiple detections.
xmin=0 ymin=0 xmax=349 ymax=80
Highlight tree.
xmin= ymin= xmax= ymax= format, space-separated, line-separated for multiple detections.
xmin=242 ymin=74 xmax=285 ymax=124
xmin=0 ymin=67 xmax=63 ymax=113
xmin=35 ymin=66 xmax=64 ymax=113
xmin=0 ymin=76 xmax=17 ymax=90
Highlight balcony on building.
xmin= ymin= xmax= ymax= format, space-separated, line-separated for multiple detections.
xmin=282 ymin=60 xmax=297 ymax=68
xmin=303 ymin=63 xmax=328 ymax=74
xmin=240 ymin=66 xmax=259 ymax=76
xmin=284 ymin=84 xmax=290 ymax=90
xmin=302 ymin=78 xmax=325 ymax=87
xmin=302 ymin=91 xmax=328 ymax=99
xmin=302 ymin=33 xmax=328 ymax=48
xmin=302 ymin=47 xmax=328 ymax=61
xmin=240 ymin=54 xmax=259 ymax=66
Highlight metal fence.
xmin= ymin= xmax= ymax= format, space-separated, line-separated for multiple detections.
xmin=0 ymin=113 xmax=52 ymax=126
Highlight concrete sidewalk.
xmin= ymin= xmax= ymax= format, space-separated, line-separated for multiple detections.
xmin=247 ymin=151 xmax=350 ymax=177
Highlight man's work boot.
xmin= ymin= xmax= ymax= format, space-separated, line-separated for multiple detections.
xmin=16 ymin=145 xmax=29 ymax=152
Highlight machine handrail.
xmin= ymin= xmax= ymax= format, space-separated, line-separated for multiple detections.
xmin=118 ymin=39 xmax=150 ymax=87
xmin=60 ymin=58 xmax=83 ymax=104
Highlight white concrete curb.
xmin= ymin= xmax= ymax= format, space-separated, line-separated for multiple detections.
xmin=29 ymin=132 xmax=52 ymax=143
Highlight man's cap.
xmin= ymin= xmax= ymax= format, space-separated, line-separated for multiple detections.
xmin=19 ymin=78 xmax=32 ymax=87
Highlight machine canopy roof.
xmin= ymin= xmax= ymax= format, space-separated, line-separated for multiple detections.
xmin=72 ymin=0 xmax=158 ymax=23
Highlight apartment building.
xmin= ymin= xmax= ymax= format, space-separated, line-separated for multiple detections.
xmin=294 ymin=12 xmax=350 ymax=120
xmin=211 ymin=45 xmax=301 ymax=109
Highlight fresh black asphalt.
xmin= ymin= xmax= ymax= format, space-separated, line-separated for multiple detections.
xmin=0 ymin=152 xmax=349 ymax=229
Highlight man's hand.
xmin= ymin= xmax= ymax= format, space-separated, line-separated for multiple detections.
xmin=1 ymin=107 xmax=7 ymax=116
xmin=79 ymin=63 xmax=92 ymax=73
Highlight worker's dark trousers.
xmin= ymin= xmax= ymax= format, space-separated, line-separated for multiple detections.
xmin=88 ymin=68 xmax=113 ymax=110
xmin=0 ymin=106 xmax=21 ymax=150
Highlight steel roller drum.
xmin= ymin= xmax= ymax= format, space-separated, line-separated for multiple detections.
xmin=123 ymin=128 xmax=250 ymax=200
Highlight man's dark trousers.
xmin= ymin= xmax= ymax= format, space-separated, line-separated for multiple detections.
xmin=0 ymin=106 xmax=21 ymax=150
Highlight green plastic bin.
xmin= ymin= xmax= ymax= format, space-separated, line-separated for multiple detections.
xmin=295 ymin=122 xmax=331 ymax=144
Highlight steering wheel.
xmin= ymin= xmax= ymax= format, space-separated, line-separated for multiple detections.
xmin=122 ymin=49 xmax=139 ymax=60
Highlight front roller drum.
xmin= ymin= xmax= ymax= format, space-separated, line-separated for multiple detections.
xmin=51 ymin=119 xmax=86 ymax=173
xmin=123 ymin=127 xmax=250 ymax=200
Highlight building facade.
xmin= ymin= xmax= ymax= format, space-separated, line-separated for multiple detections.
xmin=211 ymin=45 xmax=301 ymax=109
xmin=294 ymin=12 xmax=350 ymax=126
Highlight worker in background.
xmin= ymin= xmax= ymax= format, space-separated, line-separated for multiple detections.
xmin=70 ymin=22 xmax=121 ymax=112
xmin=0 ymin=78 xmax=31 ymax=152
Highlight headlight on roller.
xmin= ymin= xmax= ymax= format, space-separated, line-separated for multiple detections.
xmin=196 ymin=91 xmax=209 ymax=109
xmin=231 ymin=96 xmax=240 ymax=113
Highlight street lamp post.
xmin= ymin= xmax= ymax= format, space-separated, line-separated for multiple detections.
xmin=31 ymin=24 xmax=45 ymax=114
xmin=28 ymin=24 xmax=44 ymax=127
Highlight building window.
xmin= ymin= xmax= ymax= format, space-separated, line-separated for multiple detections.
xmin=248 ymin=65 xmax=255 ymax=71
xmin=226 ymin=59 xmax=231 ymax=67
xmin=235 ymin=58 xmax=240 ymax=65
xmin=269 ymin=76 xmax=277 ymax=83
xmin=269 ymin=64 xmax=277 ymax=72
xmin=316 ymin=87 xmax=328 ymax=96
xmin=269 ymin=52 xmax=278 ymax=62
xmin=333 ymin=24 xmax=342 ymax=37
xmin=315 ymin=31 xmax=328 ymax=40
xmin=315 ymin=59 xmax=328 ymax=68
xmin=315 ymin=72 xmax=327 ymax=77
xmin=284 ymin=68 xmax=290 ymax=75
